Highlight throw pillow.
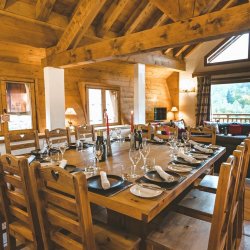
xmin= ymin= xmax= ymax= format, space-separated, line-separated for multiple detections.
xmin=228 ymin=124 xmax=243 ymax=135
xmin=173 ymin=119 xmax=185 ymax=130
xmin=204 ymin=121 xmax=219 ymax=134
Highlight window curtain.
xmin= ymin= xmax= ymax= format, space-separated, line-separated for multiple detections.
xmin=196 ymin=76 xmax=211 ymax=126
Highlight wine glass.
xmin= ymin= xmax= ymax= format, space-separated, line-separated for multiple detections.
xmin=182 ymin=132 xmax=189 ymax=144
xmin=139 ymin=141 xmax=150 ymax=170
xmin=129 ymin=148 xmax=141 ymax=178
xmin=93 ymin=144 xmax=104 ymax=169
xmin=59 ymin=141 xmax=68 ymax=160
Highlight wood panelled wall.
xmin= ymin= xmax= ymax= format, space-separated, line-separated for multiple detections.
xmin=0 ymin=42 xmax=177 ymax=132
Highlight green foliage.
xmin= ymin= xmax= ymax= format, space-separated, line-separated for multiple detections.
xmin=211 ymin=82 xmax=250 ymax=114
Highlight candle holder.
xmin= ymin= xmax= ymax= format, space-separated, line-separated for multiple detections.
xmin=106 ymin=134 xmax=112 ymax=157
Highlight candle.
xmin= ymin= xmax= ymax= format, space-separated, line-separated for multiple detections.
xmin=130 ymin=110 xmax=134 ymax=132
xmin=105 ymin=111 xmax=109 ymax=136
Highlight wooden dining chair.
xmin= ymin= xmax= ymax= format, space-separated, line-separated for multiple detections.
xmin=29 ymin=163 xmax=140 ymax=250
xmin=0 ymin=154 xmax=43 ymax=249
xmin=196 ymin=139 xmax=250 ymax=248
xmin=154 ymin=125 xmax=178 ymax=140
xmin=45 ymin=128 xmax=71 ymax=146
xmin=174 ymin=146 xmax=244 ymax=220
xmin=4 ymin=130 xmax=40 ymax=155
xmin=147 ymin=151 xmax=241 ymax=250
xmin=75 ymin=125 xmax=95 ymax=141
xmin=135 ymin=124 xmax=152 ymax=139
xmin=188 ymin=126 xmax=216 ymax=145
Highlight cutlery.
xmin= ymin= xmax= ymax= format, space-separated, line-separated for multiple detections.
xmin=137 ymin=183 xmax=166 ymax=191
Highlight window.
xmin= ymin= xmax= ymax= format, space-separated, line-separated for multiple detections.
xmin=0 ymin=80 xmax=36 ymax=133
xmin=205 ymin=33 xmax=250 ymax=65
xmin=86 ymin=84 xmax=120 ymax=125
xmin=211 ymin=82 xmax=250 ymax=123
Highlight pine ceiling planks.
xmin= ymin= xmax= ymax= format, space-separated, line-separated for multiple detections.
xmin=36 ymin=0 xmax=57 ymax=21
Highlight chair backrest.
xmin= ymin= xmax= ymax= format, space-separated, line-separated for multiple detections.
xmin=45 ymin=128 xmax=71 ymax=146
xmin=154 ymin=125 xmax=178 ymax=140
xmin=75 ymin=125 xmax=95 ymax=141
xmin=188 ymin=126 xmax=216 ymax=144
xmin=239 ymin=139 xmax=250 ymax=193
xmin=0 ymin=154 xmax=42 ymax=248
xmin=208 ymin=148 xmax=243 ymax=250
xmin=135 ymin=124 xmax=152 ymax=139
xmin=4 ymin=130 xmax=40 ymax=155
xmin=29 ymin=163 xmax=96 ymax=250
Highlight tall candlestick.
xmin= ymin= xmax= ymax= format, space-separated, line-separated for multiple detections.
xmin=130 ymin=110 xmax=134 ymax=132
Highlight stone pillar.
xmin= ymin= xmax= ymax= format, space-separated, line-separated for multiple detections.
xmin=44 ymin=67 xmax=65 ymax=130
xmin=134 ymin=64 xmax=146 ymax=124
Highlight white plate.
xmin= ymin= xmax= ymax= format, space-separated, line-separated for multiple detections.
xmin=167 ymin=164 xmax=192 ymax=173
xmin=207 ymin=145 xmax=220 ymax=150
xmin=190 ymin=153 xmax=209 ymax=159
xmin=130 ymin=184 xmax=163 ymax=198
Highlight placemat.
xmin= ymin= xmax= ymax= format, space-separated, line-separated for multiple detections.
xmin=88 ymin=180 xmax=133 ymax=197
xmin=135 ymin=175 xmax=186 ymax=190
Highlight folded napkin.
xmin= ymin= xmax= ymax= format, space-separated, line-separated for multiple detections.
xmin=40 ymin=147 xmax=47 ymax=154
xmin=194 ymin=145 xmax=213 ymax=154
xmin=100 ymin=171 xmax=110 ymax=190
xmin=155 ymin=166 xmax=174 ymax=182
xmin=177 ymin=151 xmax=198 ymax=164
xmin=189 ymin=140 xmax=200 ymax=146
xmin=153 ymin=136 xmax=162 ymax=142
xmin=59 ymin=159 xmax=67 ymax=169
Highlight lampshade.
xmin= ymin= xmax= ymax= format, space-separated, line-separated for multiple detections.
xmin=171 ymin=106 xmax=178 ymax=112
xmin=65 ymin=107 xmax=77 ymax=115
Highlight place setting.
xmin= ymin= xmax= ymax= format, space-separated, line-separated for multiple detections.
xmin=87 ymin=170 xmax=133 ymax=197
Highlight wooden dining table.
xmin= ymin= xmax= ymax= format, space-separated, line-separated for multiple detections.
xmin=63 ymin=142 xmax=226 ymax=239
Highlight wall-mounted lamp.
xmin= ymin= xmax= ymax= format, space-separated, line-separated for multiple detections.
xmin=171 ymin=106 xmax=178 ymax=120
xmin=180 ymin=87 xmax=196 ymax=93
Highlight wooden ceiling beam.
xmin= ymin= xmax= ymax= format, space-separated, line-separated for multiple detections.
xmin=0 ymin=11 xmax=60 ymax=48
xmin=153 ymin=13 xmax=169 ymax=27
xmin=55 ymin=0 xmax=107 ymax=53
xmin=118 ymin=51 xmax=185 ymax=71
xmin=171 ymin=0 xmax=240 ymax=58
xmin=121 ymin=0 xmax=147 ymax=35
xmin=173 ymin=45 xmax=190 ymax=57
xmin=182 ymin=44 xmax=201 ymax=58
xmin=149 ymin=0 xmax=179 ymax=21
xmin=44 ymin=3 xmax=250 ymax=68
xmin=2 ymin=0 xmax=68 ymax=31
xmin=97 ymin=0 xmax=129 ymax=37
xmin=36 ymin=0 xmax=57 ymax=21
xmin=125 ymin=2 xmax=155 ymax=34
xmin=0 ymin=0 xmax=6 ymax=9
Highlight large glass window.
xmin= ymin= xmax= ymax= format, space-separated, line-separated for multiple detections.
xmin=87 ymin=85 xmax=120 ymax=125
xmin=211 ymin=82 xmax=250 ymax=123
xmin=205 ymin=33 xmax=250 ymax=65
xmin=6 ymin=82 xmax=33 ymax=131
xmin=0 ymin=80 xmax=36 ymax=133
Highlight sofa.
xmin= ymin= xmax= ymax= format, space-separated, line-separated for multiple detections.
xmin=214 ymin=122 xmax=250 ymax=176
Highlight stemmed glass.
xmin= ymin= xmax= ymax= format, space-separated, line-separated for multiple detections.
xmin=139 ymin=140 xmax=150 ymax=170
xmin=129 ymin=148 xmax=141 ymax=178
xmin=93 ymin=144 xmax=104 ymax=169
xmin=182 ymin=132 xmax=189 ymax=144
xmin=59 ymin=141 xmax=68 ymax=160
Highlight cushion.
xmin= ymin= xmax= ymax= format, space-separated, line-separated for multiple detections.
xmin=161 ymin=126 xmax=170 ymax=135
xmin=204 ymin=121 xmax=219 ymax=134
xmin=173 ymin=119 xmax=185 ymax=130
xmin=228 ymin=124 xmax=243 ymax=135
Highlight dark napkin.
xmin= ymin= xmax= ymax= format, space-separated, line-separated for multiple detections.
xmin=135 ymin=175 xmax=186 ymax=190
xmin=88 ymin=180 xmax=133 ymax=197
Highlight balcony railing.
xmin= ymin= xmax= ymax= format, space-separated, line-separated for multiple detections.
xmin=211 ymin=113 xmax=250 ymax=123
